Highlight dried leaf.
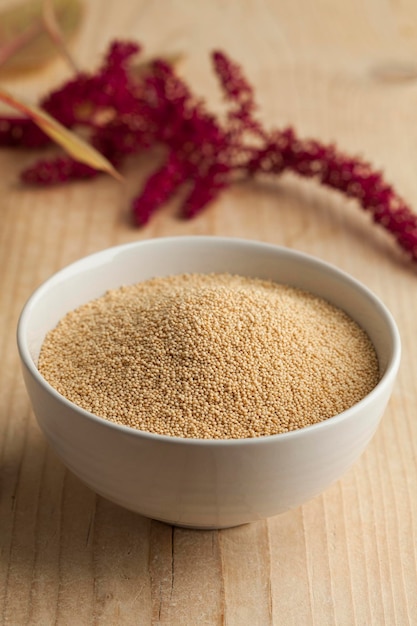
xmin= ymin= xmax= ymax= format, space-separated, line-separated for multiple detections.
xmin=0 ymin=20 xmax=43 ymax=69
xmin=42 ymin=0 xmax=79 ymax=72
xmin=0 ymin=89 xmax=123 ymax=181
xmin=0 ymin=0 xmax=83 ymax=77
xmin=130 ymin=51 xmax=185 ymax=78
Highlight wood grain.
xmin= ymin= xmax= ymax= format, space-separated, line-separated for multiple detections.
xmin=1 ymin=0 xmax=417 ymax=624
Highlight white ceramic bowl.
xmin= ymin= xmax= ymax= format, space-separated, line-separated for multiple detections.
xmin=17 ymin=237 xmax=401 ymax=529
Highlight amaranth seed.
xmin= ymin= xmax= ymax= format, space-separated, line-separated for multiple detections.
xmin=38 ymin=273 xmax=380 ymax=439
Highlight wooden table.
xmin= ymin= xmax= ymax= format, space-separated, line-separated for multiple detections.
xmin=1 ymin=1 xmax=416 ymax=624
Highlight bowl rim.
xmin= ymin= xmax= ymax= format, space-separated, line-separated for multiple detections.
xmin=17 ymin=235 xmax=402 ymax=447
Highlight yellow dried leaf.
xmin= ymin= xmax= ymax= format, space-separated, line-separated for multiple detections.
xmin=0 ymin=0 xmax=83 ymax=77
xmin=130 ymin=51 xmax=185 ymax=79
xmin=0 ymin=89 xmax=123 ymax=181
xmin=42 ymin=0 xmax=79 ymax=72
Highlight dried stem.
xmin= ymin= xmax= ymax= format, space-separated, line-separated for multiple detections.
xmin=42 ymin=0 xmax=79 ymax=73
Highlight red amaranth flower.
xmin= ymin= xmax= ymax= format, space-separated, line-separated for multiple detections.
xmin=244 ymin=130 xmax=417 ymax=259
xmin=1 ymin=39 xmax=417 ymax=264
xmin=22 ymin=155 xmax=99 ymax=184
xmin=212 ymin=50 xmax=261 ymax=136
xmin=132 ymin=152 xmax=187 ymax=225
xmin=0 ymin=116 xmax=50 ymax=148
xmin=181 ymin=163 xmax=231 ymax=219
xmin=38 ymin=41 xmax=141 ymax=129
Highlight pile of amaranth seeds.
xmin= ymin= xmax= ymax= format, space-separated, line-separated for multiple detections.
xmin=38 ymin=273 xmax=380 ymax=439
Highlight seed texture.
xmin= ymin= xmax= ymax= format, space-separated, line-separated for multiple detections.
xmin=38 ymin=273 xmax=380 ymax=439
